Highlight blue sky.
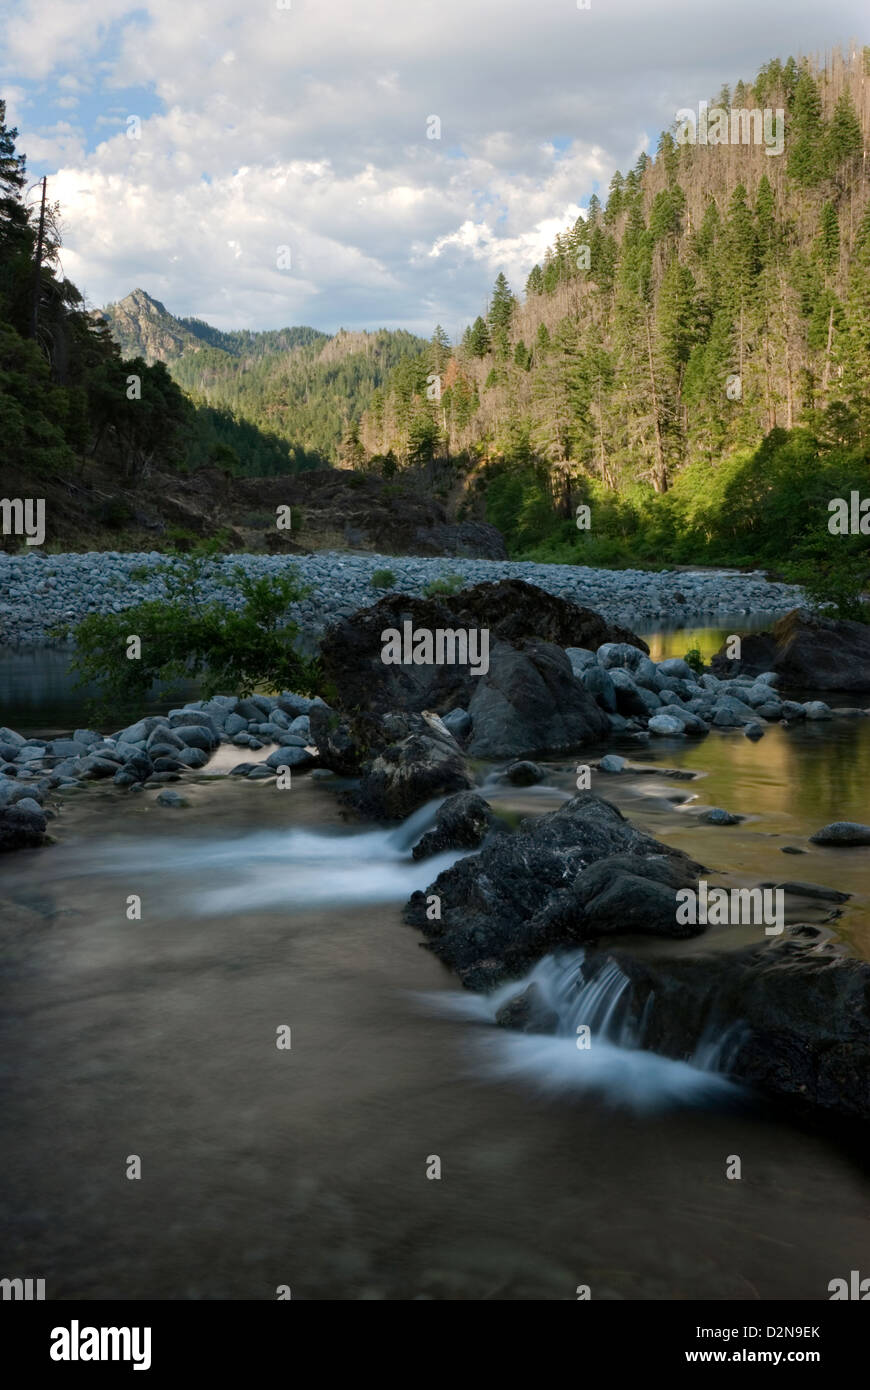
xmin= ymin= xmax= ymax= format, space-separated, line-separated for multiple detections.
xmin=2 ymin=0 xmax=866 ymax=337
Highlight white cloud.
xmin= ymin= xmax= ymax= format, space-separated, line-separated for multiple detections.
xmin=3 ymin=0 xmax=866 ymax=333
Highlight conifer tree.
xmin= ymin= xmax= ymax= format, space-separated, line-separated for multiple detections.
xmin=787 ymin=67 xmax=826 ymax=186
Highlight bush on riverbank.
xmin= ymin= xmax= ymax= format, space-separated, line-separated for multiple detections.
xmin=66 ymin=547 xmax=320 ymax=707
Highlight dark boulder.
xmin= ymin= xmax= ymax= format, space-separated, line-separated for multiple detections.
xmin=318 ymin=580 xmax=648 ymax=717
xmin=307 ymin=705 xmax=364 ymax=776
xmin=411 ymin=791 xmax=499 ymax=860
xmin=494 ymin=981 xmax=560 ymax=1034
xmin=465 ymin=640 xmax=609 ymax=759
xmin=0 ymin=802 xmax=49 ymax=852
xmin=603 ymin=929 xmax=870 ymax=1122
xmin=352 ymin=712 xmax=472 ymax=822
xmin=505 ymin=760 xmax=545 ymax=786
xmin=809 ymin=821 xmax=870 ymax=846
xmin=404 ymin=793 xmax=706 ymax=989
xmin=711 ymin=607 xmax=870 ymax=692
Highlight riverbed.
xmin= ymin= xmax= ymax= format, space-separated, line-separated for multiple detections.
xmin=1 ymin=633 xmax=869 ymax=1300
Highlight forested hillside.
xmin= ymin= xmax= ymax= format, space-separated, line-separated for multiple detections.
xmin=102 ymin=289 xmax=428 ymax=464
xmin=360 ymin=48 xmax=870 ymax=581
xmin=0 ymin=100 xmax=316 ymax=508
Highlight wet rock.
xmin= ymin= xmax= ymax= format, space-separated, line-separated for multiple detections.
xmin=404 ymin=793 xmax=705 ymax=989
xmin=648 ymin=714 xmax=686 ymax=736
xmin=564 ymin=647 xmax=597 ymax=676
xmin=809 ymin=821 xmax=870 ymax=846
xmin=264 ymin=746 xmax=318 ymax=771
xmin=581 ymin=663 xmax=617 ymax=712
xmin=773 ymin=881 xmax=851 ymax=903
xmin=442 ymin=707 xmax=472 ymax=740
xmin=0 ymin=801 xmax=49 ymax=851
xmin=701 ymin=808 xmax=743 ymax=825
xmin=353 ymin=713 xmax=471 ymax=821
xmin=411 ymin=791 xmax=498 ymax=860
xmin=505 ymin=760 xmax=545 ymax=786
xmin=598 ymin=754 xmax=626 ymax=773
xmin=603 ymin=930 xmax=870 ymax=1121
xmin=494 ymin=981 xmax=559 ymax=1034
xmin=803 ymin=701 xmax=832 ymax=720
xmin=308 ymin=704 xmax=365 ymax=775
xmin=156 ymin=788 xmax=188 ymax=807
xmin=608 ymin=669 xmax=659 ymax=718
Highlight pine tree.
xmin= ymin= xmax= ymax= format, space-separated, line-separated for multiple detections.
xmin=825 ymin=89 xmax=863 ymax=176
xmin=467 ymin=315 xmax=491 ymax=358
xmin=531 ymin=316 xmax=587 ymax=464
xmin=429 ymin=324 xmax=450 ymax=374
xmin=816 ymin=201 xmax=840 ymax=278
xmin=787 ymin=67 xmax=826 ymax=186
xmin=488 ymin=272 xmax=515 ymax=356
xmin=0 ymin=98 xmax=33 ymax=270
xmin=755 ymin=175 xmax=777 ymax=267
xmin=839 ymin=207 xmax=870 ymax=429
xmin=525 ymin=264 xmax=544 ymax=296
xmin=603 ymin=171 xmax=624 ymax=225
xmin=657 ymin=258 xmax=697 ymax=376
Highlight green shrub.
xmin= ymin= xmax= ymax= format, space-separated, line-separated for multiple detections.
xmin=370 ymin=568 xmax=397 ymax=590
xmin=683 ymin=645 xmax=706 ymax=676
xmin=784 ymin=553 xmax=870 ymax=623
xmin=423 ymin=572 xmax=465 ymax=597
xmin=68 ymin=551 xmax=319 ymax=708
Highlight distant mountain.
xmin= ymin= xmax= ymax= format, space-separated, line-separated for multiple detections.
xmin=100 ymin=289 xmax=428 ymax=461
xmin=99 ymin=288 xmax=202 ymax=364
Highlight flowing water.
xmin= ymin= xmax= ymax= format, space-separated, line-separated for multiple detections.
xmin=2 ymin=631 xmax=870 ymax=1300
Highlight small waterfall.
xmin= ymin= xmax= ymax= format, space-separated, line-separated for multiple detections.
xmin=421 ymin=948 xmax=745 ymax=1112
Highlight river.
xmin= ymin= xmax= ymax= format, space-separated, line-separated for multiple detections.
xmin=1 ymin=621 xmax=868 ymax=1300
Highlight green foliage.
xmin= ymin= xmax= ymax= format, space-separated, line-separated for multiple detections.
xmin=683 ymin=646 xmax=706 ymax=676
xmin=370 ymin=568 xmax=397 ymax=590
xmin=68 ymin=552 xmax=319 ymax=706
xmin=484 ymin=428 xmax=870 ymax=576
xmin=786 ymin=554 xmax=869 ymax=623
xmin=423 ymin=572 xmax=465 ymax=597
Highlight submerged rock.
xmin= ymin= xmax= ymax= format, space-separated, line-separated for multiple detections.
xmin=504 ymin=760 xmax=545 ymax=786
xmin=701 ymin=808 xmax=743 ymax=826
xmin=809 ymin=821 xmax=870 ymax=846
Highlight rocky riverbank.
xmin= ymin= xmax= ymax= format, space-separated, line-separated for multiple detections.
xmin=0 ymin=548 xmax=803 ymax=647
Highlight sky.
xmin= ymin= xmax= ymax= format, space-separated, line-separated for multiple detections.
xmin=1 ymin=0 xmax=866 ymax=339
